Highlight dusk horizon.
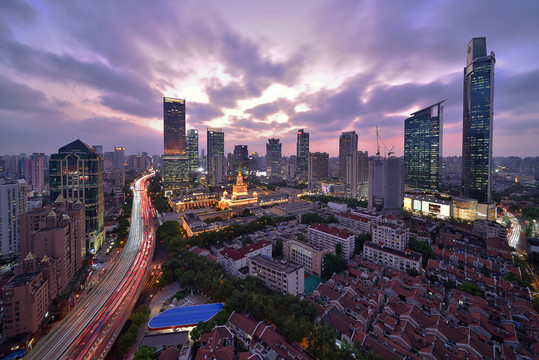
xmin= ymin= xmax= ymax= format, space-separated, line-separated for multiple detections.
xmin=1 ymin=0 xmax=538 ymax=157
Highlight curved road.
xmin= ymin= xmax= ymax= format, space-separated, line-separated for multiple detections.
xmin=25 ymin=173 xmax=156 ymax=360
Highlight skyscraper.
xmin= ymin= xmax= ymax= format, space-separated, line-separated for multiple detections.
xmin=404 ymin=101 xmax=444 ymax=191
xmin=266 ymin=139 xmax=282 ymax=182
xmin=296 ymin=129 xmax=309 ymax=176
xmin=308 ymin=152 xmax=329 ymax=190
xmin=25 ymin=153 xmax=46 ymax=194
xmin=49 ymin=139 xmax=105 ymax=252
xmin=163 ymin=98 xmax=188 ymax=190
xmin=207 ymin=127 xmax=225 ymax=185
xmin=233 ymin=145 xmax=249 ymax=177
xmin=461 ymin=37 xmax=495 ymax=204
xmin=187 ymin=129 xmax=199 ymax=179
xmin=339 ymin=131 xmax=358 ymax=179
xmin=164 ymin=97 xmax=186 ymax=156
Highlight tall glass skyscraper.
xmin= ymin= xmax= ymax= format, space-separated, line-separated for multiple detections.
xmin=461 ymin=38 xmax=495 ymax=204
xmin=296 ymin=129 xmax=309 ymax=176
xmin=163 ymin=98 xmax=188 ymax=190
xmin=207 ymin=127 xmax=225 ymax=185
xmin=339 ymin=131 xmax=358 ymax=179
xmin=49 ymin=139 xmax=105 ymax=252
xmin=164 ymin=97 xmax=186 ymax=156
xmin=266 ymin=138 xmax=282 ymax=182
xmin=187 ymin=129 xmax=199 ymax=179
xmin=404 ymin=101 xmax=444 ymax=191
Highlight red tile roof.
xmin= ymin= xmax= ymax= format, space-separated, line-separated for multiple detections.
xmin=220 ymin=240 xmax=271 ymax=261
xmin=309 ymin=223 xmax=353 ymax=239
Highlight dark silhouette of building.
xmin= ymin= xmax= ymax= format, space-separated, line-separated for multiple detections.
xmin=339 ymin=131 xmax=358 ymax=179
xmin=266 ymin=138 xmax=282 ymax=182
xmin=207 ymin=127 xmax=225 ymax=185
xmin=187 ymin=129 xmax=199 ymax=179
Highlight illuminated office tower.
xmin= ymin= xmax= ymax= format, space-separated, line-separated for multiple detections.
xmin=296 ymin=129 xmax=309 ymax=176
xmin=113 ymin=147 xmax=125 ymax=170
xmin=207 ymin=127 xmax=225 ymax=185
xmin=404 ymin=101 xmax=444 ymax=191
xmin=49 ymin=139 xmax=105 ymax=252
xmin=461 ymin=37 xmax=495 ymax=204
xmin=163 ymin=97 xmax=188 ymax=190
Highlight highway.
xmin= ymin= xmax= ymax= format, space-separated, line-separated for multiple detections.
xmin=25 ymin=173 xmax=156 ymax=360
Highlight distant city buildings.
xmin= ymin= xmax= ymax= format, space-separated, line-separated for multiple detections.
xmin=24 ymin=153 xmax=47 ymax=194
xmin=233 ymin=145 xmax=249 ymax=177
xmin=404 ymin=101 xmax=444 ymax=192
xmin=461 ymin=37 xmax=495 ymax=205
xmin=49 ymin=139 xmax=105 ymax=252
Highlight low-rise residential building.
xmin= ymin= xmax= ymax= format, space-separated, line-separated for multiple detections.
xmin=335 ymin=211 xmax=376 ymax=234
xmin=307 ymin=223 xmax=355 ymax=258
xmin=363 ymin=243 xmax=422 ymax=273
xmin=217 ymin=241 xmax=272 ymax=278
xmin=2 ymin=257 xmax=51 ymax=338
xmin=283 ymin=238 xmax=334 ymax=277
xmin=249 ymin=255 xmax=304 ymax=295
xmin=473 ymin=219 xmax=507 ymax=239
xmin=371 ymin=214 xmax=409 ymax=251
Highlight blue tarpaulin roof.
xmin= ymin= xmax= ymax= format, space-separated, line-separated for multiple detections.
xmin=148 ymin=303 xmax=223 ymax=329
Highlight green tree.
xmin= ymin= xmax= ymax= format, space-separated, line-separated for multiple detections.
xmin=458 ymin=281 xmax=483 ymax=297
xmin=480 ymin=264 xmax=491 ymax=277
xmin=408 ymin=238 xmax=434 ymax=267
xmin=273 ymin=238 xmax=283 ymax=258
xmin=323 ymin=254 xmax=347 ymax=278
xmin=354 ymin=233 xmax=371 ymax=255
xmin=133 ymin=346 xmax=154 ymax=360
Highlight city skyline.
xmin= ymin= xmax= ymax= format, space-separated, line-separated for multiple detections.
xmin=1 ymin=1 xmax=539 ymax=157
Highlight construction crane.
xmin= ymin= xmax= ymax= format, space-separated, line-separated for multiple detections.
xmin=375 ymin=126 xmax=395 ymax=160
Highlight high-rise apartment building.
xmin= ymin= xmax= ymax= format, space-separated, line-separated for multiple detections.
xmin=461 ymin=37 xmax=495 ymax=204
xmin=233 ymin=145 xmax=249 ymax=177
xmin=163 ymin=98 xmax=188 ymax=189
xmin=0 ymin=179 xmax=28 ymax=258
xmin=339 ymin=131 xmax=358 ymax=179
xmin=113 ymin=147 xmax=125 ymax=170
xmin=207 ymin=127 xmax=225 ymax=185
xmin=49 ymin=139 xmax=105 ymax=252
xmin=368 ymin=157 xmax=404 ymax=216
xmin=266 ymin=139 xmax=282 ymax=181
xmin=404 ymin=101 xmax=444 ymax=191
xmin=25 ymin=153 xmax=47 ymax=194
xmin=296 ymin=129 xmax=309 ymax=176
xmin=187 ymin=129 xmax=199 ymax=179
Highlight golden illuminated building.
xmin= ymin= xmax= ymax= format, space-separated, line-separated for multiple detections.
xmin=219 ymin=170 xmax=258 ymax=209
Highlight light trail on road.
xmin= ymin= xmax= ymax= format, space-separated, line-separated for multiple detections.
xmin=25 ymin=173 xmax=156 ymax=360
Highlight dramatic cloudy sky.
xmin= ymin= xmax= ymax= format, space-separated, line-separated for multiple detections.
xmin=1 ymin=0 xmax=538 ymax=157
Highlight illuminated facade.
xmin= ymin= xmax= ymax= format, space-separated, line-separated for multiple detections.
xmin=164 ymin=97 xmax=186 ymax=156
xmin=49 ymin=139 xmax=105 ymax=252
xmin=461 ymin=38 xmax=495 ymax=204
xmin=404 ymin=101 xmax=444 ymax=191
xmin=296 ymin=129 xmax=309 ymax=176
xmin=219 ymin=171 xmax=258 ymax=209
